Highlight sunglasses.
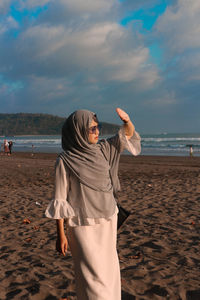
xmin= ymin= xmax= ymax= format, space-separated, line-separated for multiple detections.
xmin=88 ymin=124 xmax=102 ymax=134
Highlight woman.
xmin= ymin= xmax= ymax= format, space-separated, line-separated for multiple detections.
xmin=8 ymin=141 xmax=13 ymax=155
xmin=4 ymin=140 xmax=9 ymax=155
xmin=45 ymin=108 xmax=141 ymax=300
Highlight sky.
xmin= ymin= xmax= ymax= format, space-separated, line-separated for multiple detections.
xmin=0 ymin=0 xmax=200 ymax=133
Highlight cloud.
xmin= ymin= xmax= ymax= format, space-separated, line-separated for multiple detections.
xmin=0 ymin=75 xmax=72 ymax=114
xmin=0 ymin=16 xmax=18 ymax=35
xmin=58 ymin=0 xmax=114 ymax=14
xmin=1 ymin=0 xmax=199 ymax=132
xmin=156 ymin=0 xmax=200 ymax=53
xmin=1 ymin=0 xmax=158 ymax=90
xmin=146 ymin=90 xmax=177 ymax=107
xmin=0 ymin=0 xmax=12 ymax=14
xmin=35 ymin=0 xmax=118 ymax=27
xmin=152 ymin=0 xmax=200 ymax=110
xmin=18 ymin=0 xmax=50 ymax=9
xmin=1 ymin=14 xmax=159 ymax=89
xmin=119 ymin=0 xmax=162 ymax=11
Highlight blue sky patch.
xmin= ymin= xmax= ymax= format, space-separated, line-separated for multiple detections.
xmin=120 ymin=2 xmax=168 ymax=30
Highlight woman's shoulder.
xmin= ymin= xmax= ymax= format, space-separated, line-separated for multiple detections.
xmin=55 ymin=153 xmax=67 ymax=169
xmin=56 ymin=153 xmax=71 ymax=173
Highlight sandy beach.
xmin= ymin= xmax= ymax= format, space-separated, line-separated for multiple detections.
xmin=0 ymin=152 xmax=200 ymax=300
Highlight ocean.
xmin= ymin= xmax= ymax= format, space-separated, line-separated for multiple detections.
xmin=1 ymin=133 xmax=200 ymax=156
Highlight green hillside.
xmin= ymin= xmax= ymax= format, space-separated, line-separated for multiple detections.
xmin=0 ymin=113 xmax=120 ymax=136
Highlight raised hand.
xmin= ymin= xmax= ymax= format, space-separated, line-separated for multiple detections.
xmin=116 ymin=107 xmax=135 ymax=139
xmin=116 ymin=108 xmax=130 ymax=123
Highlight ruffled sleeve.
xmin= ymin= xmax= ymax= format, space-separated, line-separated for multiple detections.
xmin=100 ymin=127 xmax=141 ymax=159
xmin=45 ymin=158 xmax=75 ymax=219
xmin=119 ymin=128 xmax=141 ymax=156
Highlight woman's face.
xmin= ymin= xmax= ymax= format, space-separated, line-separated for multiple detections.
xmin=88 ymin=119 xmax=100 ymax=144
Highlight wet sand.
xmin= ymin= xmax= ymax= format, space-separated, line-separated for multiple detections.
xmin=0 ymin=153 xmax=200 ymax=300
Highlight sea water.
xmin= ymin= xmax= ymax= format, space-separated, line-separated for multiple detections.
xmin=141 ymin=133 xmax=200 ymax=156
xmin=1 ymin=133 xmax=200 ymax=156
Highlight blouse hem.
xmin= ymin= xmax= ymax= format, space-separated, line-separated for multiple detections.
xmin=67 ymin=205 xmax=119 ymax=227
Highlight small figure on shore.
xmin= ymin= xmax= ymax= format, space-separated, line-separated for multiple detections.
xmin=187 ymin=144 xmax=194 ymax=157
xmin=4 ymin=140 xmax=10 ymax=156
xmin=8 ymin=141 xmax=13 ymax=155
xmin=189 ymin=145 xmax=193 ymax=157
xmin=31 ymin=144 xmax=34 ymax=157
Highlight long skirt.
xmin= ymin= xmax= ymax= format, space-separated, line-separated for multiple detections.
xmin=67 ymin=214 xmax=121 ymax=300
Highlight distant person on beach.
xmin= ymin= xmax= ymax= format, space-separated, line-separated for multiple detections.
xmin=8 ymin=141 xmax=13 ymax=155
xmin=0 ymin=143 xmax=3 ymax=155
xmin=45 ymin=108 xmax=141 ymax=300
xmin=4 ymin=140 xmax=9 ymax=155
xmin=31 ymin=144 xmax=34 ymax=157
xmin=189 ymin=145 xmax=193 ymax=157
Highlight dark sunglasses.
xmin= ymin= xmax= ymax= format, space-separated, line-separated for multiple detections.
xmin=88 ymin=124 xmax=102 ymax=134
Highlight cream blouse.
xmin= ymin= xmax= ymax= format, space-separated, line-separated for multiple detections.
xmin=45 ymin=130 xmax=141 ymax=226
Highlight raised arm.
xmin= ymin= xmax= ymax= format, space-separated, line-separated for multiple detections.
xmin=116 ymin=108 xmax=135 ymax=140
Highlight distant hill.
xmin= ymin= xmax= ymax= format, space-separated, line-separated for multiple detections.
xmin=0 ymin=113 xmax=120 ymax=136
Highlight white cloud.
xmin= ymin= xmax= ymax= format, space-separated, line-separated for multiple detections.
xmin=18 ymin=24 xmax=66 ymax=58
xmin=59 ymin=0 xmax=114 ymax=14
xmin=108 ymin=48 xmax=159 ymax=84
xmin=153 ymin=0 xmax=200 ymax=99
xmin=13 ymin=21 xmax=159 ymax=88
xmin=156 ymin=0 xmax=200 ymax=53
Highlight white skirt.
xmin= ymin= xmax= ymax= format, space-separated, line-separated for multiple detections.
xmin=67 ymin=213 xmax=121 ymax=300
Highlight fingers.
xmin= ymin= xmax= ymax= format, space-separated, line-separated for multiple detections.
xmin=62 ymin=242 xmax=68 ymax=256
xmin=61 ymin=242 xmax=68 ymax=256
xmin=116 ymin=107 xmax=121 ymax=114
xmin=116 ymin=107 xmax=130 ymax=123
xmin=64 ymin=242 xmax=68 ymax=254
xmin=61 ymin=245 xmax=66 ymax=256
xmin=56 ymin=238 xmax=68 ymax=256
xmin=116 ymin=108 xmax=125 ymax=117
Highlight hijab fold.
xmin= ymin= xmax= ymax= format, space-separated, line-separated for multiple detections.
xmin=60 ymin=110 xmax=121 ymax=195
